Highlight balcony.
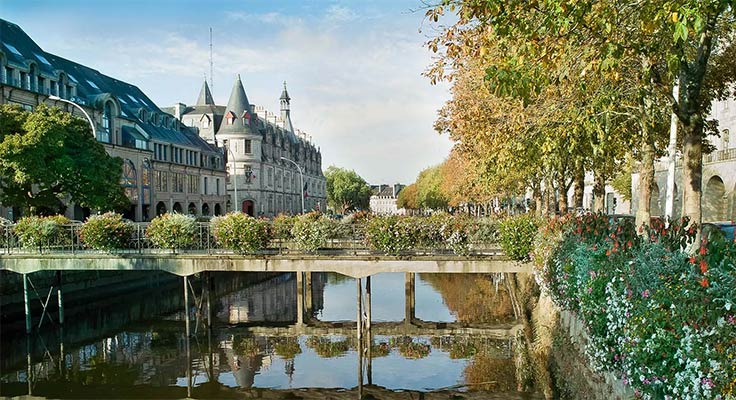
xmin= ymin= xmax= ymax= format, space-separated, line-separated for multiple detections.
xmin=704 ymin=148 xmax=736 ymax=164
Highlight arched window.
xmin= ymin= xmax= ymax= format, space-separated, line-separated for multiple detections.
xmin=141 ymin=159 xmax=152 ymax=205
xmin=121 ymin=159 xmax=138 ymax=202
xmin=202 ymin=116 xmax=211 ymax=129
xmin=139 ymin=109 xmax=147 ymax=122
xmin=102 ymin=101 xmax=112 ymax=131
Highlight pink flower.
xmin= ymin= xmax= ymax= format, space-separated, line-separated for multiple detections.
xmin=641 ymin=289 xmax=650 ymax=298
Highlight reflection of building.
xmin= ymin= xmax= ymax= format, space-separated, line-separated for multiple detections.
xmin=0 ymin=19 xmax=228 ymax=221
xmin=631 ymin=97 xmax=736 ymax=221
xmin=166 ymin=79 xmax=327 ymax=216
xmin=369 ymin=184 xmax=405 ymax=215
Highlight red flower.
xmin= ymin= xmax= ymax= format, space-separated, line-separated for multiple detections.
xmin=700 ymin=277 xmax=709 ymax=288
xmin=606 ymin=250 xmax=611 ymax=257
xmin=700 ymin=259 xmax=708 ymax=274
xmin=689 ymin=256 xmax=696 ymax=265
xmin=699 ymin=246 xmax=707 ymax=255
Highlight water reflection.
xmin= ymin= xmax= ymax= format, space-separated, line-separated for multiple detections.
xmin=0 ymin=271 xmax=541 ymax=399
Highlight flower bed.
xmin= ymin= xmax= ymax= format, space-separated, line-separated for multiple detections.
xmin=12 ymin=215 xmax=72 ymax=249
xmin=145 ymin=213 xmax=197 ymax=251
xmin=211 ymin=213 xmax=271 ymax=254
xmin=536 ymin=213 xmax=736 ymax=399
xmin=79 ymin=212 xmax=134 ymax=250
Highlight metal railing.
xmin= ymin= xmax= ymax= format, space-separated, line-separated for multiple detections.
xmin=0 ymin=221 xmax=501 ymax=257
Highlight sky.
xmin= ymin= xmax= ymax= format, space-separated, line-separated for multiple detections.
xmin=1 ymin=0 xmax=455 ymax=184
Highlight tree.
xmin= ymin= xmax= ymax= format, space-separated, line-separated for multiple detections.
xmin=0 ymin=104 xmax=128 ymax=216
xmin=416 ymin=165 xmax=448 ymax=210
xmin=324 ymin=166 xmax=371 ymax=214
xmin=426 ymin=0 xmax=736 ymax=229
xmin=397 ymin=183 xmax=418 ymax=210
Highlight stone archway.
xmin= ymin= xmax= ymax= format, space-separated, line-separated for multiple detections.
xmin=704 ymin=176 xmax=725 ymax=222
xmin=156 ymin=202 xmax=167 ymax=216
xmin=173 ymin=202 xmax=183 ymax=213
xmin=188 ymin=202 xmax=197 ymax=216
xmin=650 ymin=182 xmax=661 ymax=217
xmin=214 ymin=203 xmax=222 ymax=216
xmin=202 ymin=203 xmax=210 ymax=216
xmin=243 ymin=200 xmax=255 ymax=216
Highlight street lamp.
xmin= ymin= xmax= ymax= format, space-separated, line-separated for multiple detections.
xmin=48 ymin=95 xmax=96 ymax=137
xmin=223 ymin=141 xmax=239 ymax=213
xmin=281 ymin=156 xmax=305 ymax=214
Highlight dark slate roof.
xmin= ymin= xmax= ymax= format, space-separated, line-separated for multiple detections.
xmin=216 ymin=75 xmax=256 ymax=136
xmin=0 ymin=18 xmax=219 ymax=153
xmin=196 ymin=80 xmax=215 ymax=105
xmin=280 ymin=81 xmax=290 ymax=101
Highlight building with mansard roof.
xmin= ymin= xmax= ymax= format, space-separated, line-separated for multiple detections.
xmin=0 ymin=19 xmax=228 ymax=221
xmin=166 ymin=77 xmax=326 ymax=216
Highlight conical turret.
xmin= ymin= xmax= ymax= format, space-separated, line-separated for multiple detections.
xmin=195 ymin=79 xmax=215 ymax=105
xmin=217 ymin=74 xmax=256 ymax=137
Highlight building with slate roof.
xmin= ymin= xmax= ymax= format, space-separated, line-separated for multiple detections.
xmin=0 ymin=19 xmax=228 ymax=221
xmin=369 ymin=184 xmax=405 ymax=215
xmin=167 ymin=77 xmax=326 ymax=217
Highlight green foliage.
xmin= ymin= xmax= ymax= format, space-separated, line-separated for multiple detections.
xmin=272 ymin=214 xmax=296 ymax=240
xmin=364 ymin=215 xmax=417 ymax=255
xmin=324 ymin=166 xmax=372 ymax=213
xmin=305 ymin=336 xmax=351 ymax=358
xmin=271 ymin=338 xmax=302 ymax=359
xmin=211 ymin=213 xmax=271 ymax=254
xmin=416 ymin=165 xmax=448 ymax=210
xmin=146 ymin=213 xmax=197 ymax=250
xmin=290 ymin=212 xmax=339 ymax=253
xmin=79 ymin=212 xmax=134 ymax=251
xmin=13 ymin=215 xmax=72 ymax=249
xmin=610 ymin=160 xmax=633 ymax=202
xmin=0 ymin=104 xmax=128 ymax=215
xmin=540 ymin=214 xmax=736 ymax=398
xmin=497 ymin=214 xmax=540 ymax=261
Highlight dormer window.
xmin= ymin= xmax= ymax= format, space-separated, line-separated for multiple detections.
xmin=242 ymin=111 xmax=251 ymax=126
xmin=139 ymin=109 xmax=147 ymax=121
xmin=225 ymin=111 xmax=236 ymax=125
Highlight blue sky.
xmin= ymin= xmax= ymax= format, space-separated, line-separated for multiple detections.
xmin=2 ymin=0 xmax=454 ymax=184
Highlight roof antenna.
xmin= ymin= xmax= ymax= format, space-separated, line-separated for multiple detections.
xmin=209 ymin=27 xmax=214 ymax=92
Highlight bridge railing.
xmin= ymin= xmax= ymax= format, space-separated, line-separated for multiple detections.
xmin=0 ymin=221 xmax=502 ymax=257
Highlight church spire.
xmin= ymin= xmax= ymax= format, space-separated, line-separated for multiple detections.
xmin=195 ymin=78 xmax=215 ymax=105
xmin=280 ymin=81 xmax=294 ymax=133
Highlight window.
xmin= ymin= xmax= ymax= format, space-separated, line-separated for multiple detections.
xmin=244 ymin=165 xmax=253 ymax=183
xmin=155 ymin=171 xmax=168 ymax=192
xmin=85 ymin=79 xmax=100 ymax=90
xmin=102 ymin=101 xmax=112 ymax=131
xmin=724 ymin=129 xmax=730 ymax=149
xmin=216 ymin=178 xmax=221 ymax=196
xmin=173 ymin=173 xmax=184 ymax=193
xmin=121 ymin=160 xmax=138 ymax=201
xmin=38 ymin=76 xmax=46 ymax=93
xmin=4 ymin=67 xmax=12 ymax=85
xmin=268 ymin=168 xmax=273 ymax=187
xmin=244 ymin=139 xmax=252 ymax=154
xmin=204 ymin=177 xmax=208 ymax=195
xmin=3 ymin=43 xmax=22 ymax=56
xmin=202 ymin=117 xmax=210 ymax=128
xmin=187 ymin=175 xmax=198 ymax=193
xmin=20 ymin=71 xmax=29 ymax=89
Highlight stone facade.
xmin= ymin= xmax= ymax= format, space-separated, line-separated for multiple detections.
xmin=631 ymin=96 xmax=736 ymax=222
xmin=167 ymin=79 xmax=326 ymax=217
xmin=0 ymin=19 xmax=228 ymax=221
xmin=369 ymin=184 xmax=405 ymax=215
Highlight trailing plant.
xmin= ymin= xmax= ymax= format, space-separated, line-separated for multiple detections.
xmin=211 ymin=212 xmax=271 ymax=254
xmin=79 ymin=212 xmax=134 ymax=251
xmin=272 ymin=214 xmax=296 ymax=240
xmin=13 ymin=215 xmax=72 ymax=249
xmin=145 ymin=213 xmax=197 ymax=250
xmin=364 ymin=215 xmax=417 ymax=255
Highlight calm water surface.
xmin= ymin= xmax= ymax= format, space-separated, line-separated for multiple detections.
xmin=0 ymin=271 xmax=542 ymax=399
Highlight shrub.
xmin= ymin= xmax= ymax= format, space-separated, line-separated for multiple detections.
xmin=272 ymin=214 xmax=296 ymax=240
xmin=79 ymin=212 xmax=134 ymax=251
xmin=211 ymin=213 xmax=271 ymax=254
xmin=364 ymin=215 xmax=417 ymax=255
xmin=13 ymin=215 xmax=72 ymax=249
xmin=498 ymin=214 xmax=540 ymax=261
xmin=468 ymin=217 xmax=499 ymax=244
xmin=290 ymin=212 xmax=339 ymax=252
xmin=146 ymin=213 xmax=197 ymax=250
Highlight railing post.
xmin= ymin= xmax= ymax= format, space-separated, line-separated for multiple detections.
xmin=23 ymin=274 xmax=32 ymax=334
xmin=356 ymin=277 xmax=363 ymax=341
xmin=365 ymin=276 xmax=371 ymax=333
xmin=57 ymin=270 xmax=64 ymax=325
xmin=296 ymin=272 xmax=304 ymax=325
xmin=405 ymin=272 xmax=415 ymax=327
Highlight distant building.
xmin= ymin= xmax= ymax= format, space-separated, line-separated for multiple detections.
xmin=369 ymin=184 xmax=405 ymax=215
xmin=0 ymin=19 xmax=228 ymax=221
xmin=166 ymin=79 xmax=327 ymax=217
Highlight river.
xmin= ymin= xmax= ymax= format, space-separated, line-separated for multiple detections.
xmin=0 ymin=271 xmax=544 ymax=399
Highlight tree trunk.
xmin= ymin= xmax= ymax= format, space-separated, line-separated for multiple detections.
xmin=532 ymin=184 xmax=542 ymax=217
xmin=573 ymin=163 xmax=584 ymax=209
xmin=556 ymin=174 xmax=568 ymax=215
xmin=682 ymin=120 xmax=702 ymax=229
xmin=636 ymin=141 xmax=655 ymax=230
xmin=592 ymin=171 xmax=606 ymax=213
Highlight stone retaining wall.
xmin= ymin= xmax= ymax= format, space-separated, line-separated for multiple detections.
xmin=551 ymin=310 xmax=634 ymax=400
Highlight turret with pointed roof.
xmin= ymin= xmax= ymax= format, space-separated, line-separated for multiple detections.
xmin=280 ymin=81 xmax=294 ymax=133
xmin=217 ymin=74 xmax=257 ymax=137
xmin=196 ymin=79 xmax=215 ymax=106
